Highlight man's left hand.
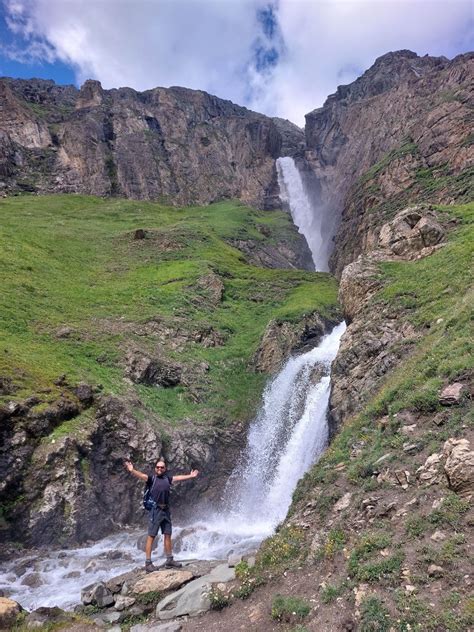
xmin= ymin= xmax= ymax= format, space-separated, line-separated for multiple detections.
xmin=190 ymin=469 xmax=199 ymax=478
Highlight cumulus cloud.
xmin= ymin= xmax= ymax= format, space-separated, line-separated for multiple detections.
xmin=2 ymin=0 xmax=473 ymax=124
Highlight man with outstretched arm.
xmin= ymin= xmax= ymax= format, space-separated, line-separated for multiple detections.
xmin=124 ymin=457 xmax=199 ymax=572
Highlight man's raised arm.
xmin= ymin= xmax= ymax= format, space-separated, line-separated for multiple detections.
xmin=124 ymin=460 xmax=148 ymax=482
xmin=173 ymin=469 xmax=200 ymax=482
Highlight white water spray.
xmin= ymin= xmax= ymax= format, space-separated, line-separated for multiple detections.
xmin=176 ymin=321 xmax=346 ymax=559
xmin=276 ymin=156 xmax=329 ymax=272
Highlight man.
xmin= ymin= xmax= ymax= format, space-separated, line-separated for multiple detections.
xmin=125 ymin=457 xmax=199 ymax=572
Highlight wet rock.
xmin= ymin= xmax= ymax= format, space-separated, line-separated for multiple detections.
xmin=439 ymin=383 xmax=466 ymax=405
xmin=132 ymin=569 xmax=194 ymax=594
xmin=20 ymin=572 xmax=43 ymax=588
xmin=443 ymin=438 xmax=474 ymax=497
xmin=81 ymin=581 xmax=115 ymax=607
xmin=0 ymin=597 xmax=21 ymax=628
xmin=253 ymin=312 xmax=330 ymax=373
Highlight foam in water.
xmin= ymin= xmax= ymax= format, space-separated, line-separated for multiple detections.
xmin=276 ymin=156 xmax=329 ymax=272
xmin=177 ymin=321 xmax=346 ymax=559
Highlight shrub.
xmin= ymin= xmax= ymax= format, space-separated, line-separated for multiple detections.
xmin=271 ymin=594 xmax=311 ymax=622
xmin=208 ymin=586 xmax=230 ymax=610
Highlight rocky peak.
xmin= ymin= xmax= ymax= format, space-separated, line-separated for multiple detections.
xmin=76 ymin=79 xmax=104 ymax=109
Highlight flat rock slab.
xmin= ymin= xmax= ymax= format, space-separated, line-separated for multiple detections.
xmin=155 ymin=564 xmax=235 ymax=621
xmin=131 ymin=622 xmax=182 ymax=632
xmin=132 ymin=570 xmax=194 ymax=594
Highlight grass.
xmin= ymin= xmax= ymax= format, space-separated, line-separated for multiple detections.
xmin=0 ymin=194 xmax=339 ymax=430
xmin=359 ymin=596 xmax=392 ymax=632
xmin=258 ymin=525 xmax=306 ymax=570
xmin=348 ymin=533 xmax=403 ymax=584
xmin=271 ymin=594 xmax=311 ymax=622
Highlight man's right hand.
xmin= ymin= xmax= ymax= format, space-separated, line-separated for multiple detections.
xmin=124 ymin=460 xmax=134 ymax=472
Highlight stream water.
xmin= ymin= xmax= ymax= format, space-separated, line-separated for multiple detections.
xmin=1 ymin=155 xmax=345 ymax=610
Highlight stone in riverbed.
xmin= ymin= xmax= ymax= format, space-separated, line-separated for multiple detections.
xmin=81 ymin=581 xmax=115 ymax=607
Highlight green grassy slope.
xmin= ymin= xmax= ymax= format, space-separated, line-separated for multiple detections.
xmin=0 ymin=195 xmax=339 ymax=429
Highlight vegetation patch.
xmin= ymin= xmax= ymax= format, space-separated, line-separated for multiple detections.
xmin=258 ymin=525 xmax=306 ymax=570
xmin=270 ymin=594 xmax=311 ymax=622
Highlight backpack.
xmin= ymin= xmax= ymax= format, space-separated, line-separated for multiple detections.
xmin=143 ymin=475 xmax=157 ymax=511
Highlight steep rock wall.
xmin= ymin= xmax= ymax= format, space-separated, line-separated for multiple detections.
xmin=301 ymin=50 xmax=473 ymax=276
xmin=0 ymin=78 xmax=303 ymax=208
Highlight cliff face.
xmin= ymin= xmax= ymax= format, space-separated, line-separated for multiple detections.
xmin=0 ymin=78 xmax=303 ymax=208
xmin=301 ymin=50 xmax=473 ymax=275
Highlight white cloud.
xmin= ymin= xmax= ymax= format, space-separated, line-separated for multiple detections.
xmin=2 ymin=0 xmax=473 ymax=125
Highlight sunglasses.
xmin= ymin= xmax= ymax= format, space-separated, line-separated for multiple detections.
xmin=155 ymin=465 xmax=166 ymax=470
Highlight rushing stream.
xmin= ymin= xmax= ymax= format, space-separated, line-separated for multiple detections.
xmin=1 ymin=155 xmax=346 ymax=610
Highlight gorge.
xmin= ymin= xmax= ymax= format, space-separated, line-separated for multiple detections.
xmin=0 ymin=49 xmax=472 ymax=631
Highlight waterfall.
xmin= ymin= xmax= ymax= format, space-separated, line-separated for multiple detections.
xmin=276 ymin=156 xmax=329 ymax=272
xmin=175 ymin=321 xmax=346 ymax=559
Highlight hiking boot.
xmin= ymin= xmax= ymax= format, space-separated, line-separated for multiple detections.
xmin=145 ymin=561 xmax=160 ymax=573
xmin=164 ymin=557 xmax=182 ymax=569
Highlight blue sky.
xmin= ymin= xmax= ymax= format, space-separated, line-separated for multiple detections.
xmin=0 ymin=0 xmax=472 ymax=124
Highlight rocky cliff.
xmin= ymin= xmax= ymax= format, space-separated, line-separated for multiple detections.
xmin=0 ymin=78 xmax=303 ymax=208
xmin=300 ymin=50 xmax=473 ymax=275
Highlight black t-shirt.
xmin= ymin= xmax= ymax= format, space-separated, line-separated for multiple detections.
xmin=147 ymin=474 xmax=173 ymax=506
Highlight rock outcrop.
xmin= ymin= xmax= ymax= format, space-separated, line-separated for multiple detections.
xmin=329 ymin=206 xmax=448 ymax=432
xmin=0 ymin=78 xmax=303 ymax=208
xmin=300 ymin=50 xmax=473 ymax=276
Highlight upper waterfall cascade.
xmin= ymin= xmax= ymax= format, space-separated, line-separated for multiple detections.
xmin=276 ymin=156 xmax=330 ymax=272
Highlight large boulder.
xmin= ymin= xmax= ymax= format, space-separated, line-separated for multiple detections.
xmin=443 ymin=438 xmax=474 ymax=497
xmin=132 ymin=570 xmax=194 ymax=594
xmin=0 ymin=597 xmax=21 ymax=629
xmin=378 ymin=207 xmax=444 ymax=257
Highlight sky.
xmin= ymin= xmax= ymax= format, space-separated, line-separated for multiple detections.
xmin=0 ymin=0 xmax=472 ymax=125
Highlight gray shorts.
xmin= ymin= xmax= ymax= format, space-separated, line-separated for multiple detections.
xmin=148 ymin=507 xmax=172 ymax=537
